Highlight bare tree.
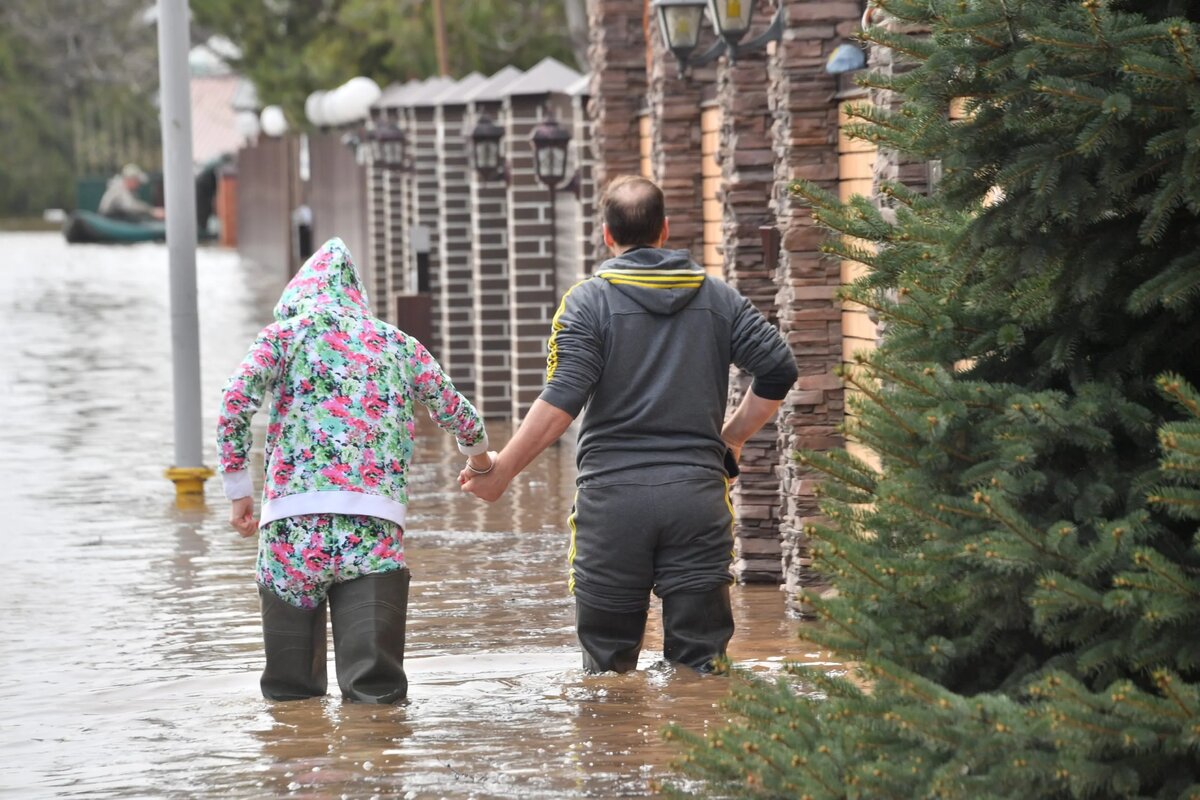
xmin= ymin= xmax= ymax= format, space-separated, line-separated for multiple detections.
xmin=563 ymin=0 xmax=589 ymax=71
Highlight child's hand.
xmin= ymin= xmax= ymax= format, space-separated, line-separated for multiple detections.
xmin=229 ymin=497 xmax=258 ymax=538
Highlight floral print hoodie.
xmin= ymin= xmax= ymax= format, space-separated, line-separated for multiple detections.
xmin=217 ymin=237 xmax=487 ymax=528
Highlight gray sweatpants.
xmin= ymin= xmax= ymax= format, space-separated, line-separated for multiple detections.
xmin=568 ymin=475 xmax=735 ymax=614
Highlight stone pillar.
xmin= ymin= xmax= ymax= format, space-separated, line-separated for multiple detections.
xmin=410 ymin=87 xmax=452 ymax=355
xmin=366 ymin=113 xmax=389 ymax=321
xmin=468 ymin=98 xmax=514 ymax=420
xmin=434 ymin=75 xmax=485 ymax=395
xmin=647 ymin=17 xmax=715 ymax=259
xmin=769 ymin=0 xmax=862 ymax=611
xmin=570 ymin=84 xmax=597 ymax=276
xmin=505 ymin=93 xmax=564 ymax=422
xmin=717 ymin=39 xmax=784 ymax=583
xmin=586 ymin=0 xmax=648 ymax=261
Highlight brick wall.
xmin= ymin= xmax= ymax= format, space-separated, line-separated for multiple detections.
xmin=435 ymin=100 xmax=477 ymax=394
xmin=411 ymin=103 xmax=444 ymax=356
xmin=467 ymin=100 xmax=513 ymax=420
xmin=505 ymin=95 xmax=563 ymax=422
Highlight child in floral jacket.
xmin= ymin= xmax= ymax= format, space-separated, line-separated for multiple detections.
xmin=217 ymin=237 xmax=492 ymax=703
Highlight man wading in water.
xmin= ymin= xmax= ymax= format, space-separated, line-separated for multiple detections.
xmin=460 ymin=176 xmax=797 ymax=673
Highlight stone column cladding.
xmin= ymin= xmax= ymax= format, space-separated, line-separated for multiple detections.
xmin=366 ymin=111 xmax=389 ymax=322
xmin=411 ymin=101 xmax=445 ymax=356
xmin=647 ymin=20 xmax=714 ymax=260
xmin=586 ymin=0 xmax=648 ymax=263
xmin=434 ymin=85 xmax=483 ymax=396
xmin=383 ymin=107 xmax=407 ymax=313
xmin=767 ymin=0 xmax=864 ymax=610
xmin=717 ymin=38 xmax=784 ymax=584
xmin=399 ymin=104 xmax=417 ymax=299
xmin=467 ymin=99 xmax=514 ymax=420
xmin=570 ymin=88 xmax=597 ymax=275
xmin=504 ymin=94 xmax=562 ymax=422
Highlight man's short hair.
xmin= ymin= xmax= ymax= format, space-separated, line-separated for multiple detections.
xmin=600 ymin=176 xmax=665 ymax=247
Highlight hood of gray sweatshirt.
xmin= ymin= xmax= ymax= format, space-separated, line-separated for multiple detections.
xmin=539 ymin=247 xmax=796 ymax=485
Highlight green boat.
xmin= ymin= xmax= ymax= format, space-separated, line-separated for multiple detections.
xmin=63 ymin=210 xmax=167 ymax=244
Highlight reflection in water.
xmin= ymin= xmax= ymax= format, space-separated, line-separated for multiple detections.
xmin=0 ymin=233 xmax=836 ymax=798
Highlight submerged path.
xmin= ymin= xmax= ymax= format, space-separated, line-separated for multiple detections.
xmin=0 ymin=233 xmax=833 ymax=798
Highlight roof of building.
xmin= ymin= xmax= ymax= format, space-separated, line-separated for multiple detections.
xmin=502 ymin=57 xmax=584 ymax=98
xmin=432 ymin=72 xmax=488 ymax=105
xmin=564 ymin=73 xmax=591 ymax=98
xmin=407 ymin=76 xmax=456 ymax=107
xmin=376 ymin=79 xmax=423 ymax=109
xmin=462 ymin=66 xmax=525 ymax=104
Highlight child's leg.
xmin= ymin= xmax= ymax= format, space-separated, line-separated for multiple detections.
xmin=327 ymin=516 xmax=409 ymax=703
xmin=256 ymin=516 xmax=338 ymax=700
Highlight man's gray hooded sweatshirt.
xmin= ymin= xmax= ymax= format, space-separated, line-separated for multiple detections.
xmin=540 ymin=247 xmax=798 ymax=486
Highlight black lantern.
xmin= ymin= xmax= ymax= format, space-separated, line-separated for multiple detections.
xmin=470 ymin=114 xmax=506 ymax=182
xmin=529 ymin=116 xmax=572 ymax=189
xmin=705 ymin=0 xmax=755 ymax=47
xmin=652 ymin=0 xmax=707 ymax=72
xmin=369 ymin=122 xmax=408 ymax=170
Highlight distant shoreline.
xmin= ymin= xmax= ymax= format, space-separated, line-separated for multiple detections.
xmin=0 ymin=218 xmax=62 ymax=232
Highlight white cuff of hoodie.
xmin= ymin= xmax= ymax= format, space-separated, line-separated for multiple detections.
xmin=457 ymin=433 xmax=489 ymax=457
xmin=222 ymin=470 xmax=254 ymax=501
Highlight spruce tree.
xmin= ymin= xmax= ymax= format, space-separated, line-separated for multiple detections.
xmin=667 ymin=2 xmax=1200 ymax=797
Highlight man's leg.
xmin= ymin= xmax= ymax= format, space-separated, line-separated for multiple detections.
xmin=569 ymin=483 xmax=656 ymax=673
xmin=575 ymin=602 xmax=647 ymax=673
xmin=654 ymin=477 xmax=737 ymax=672
xmin=661 ymin=585 xmax=735 ymax=672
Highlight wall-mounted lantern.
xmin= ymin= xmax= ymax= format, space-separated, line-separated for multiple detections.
xmin=529 ymin=116 xmax=576 ymax=192
xmin=469 ymin=114 xmax=507 ymax=183
xmin=369 ymin=122 xmax=410 ymax=171
xmin=652 ymin=0 xmax=710 ymax=75
xmin=652 ymin=0 xmax=784 ymax=76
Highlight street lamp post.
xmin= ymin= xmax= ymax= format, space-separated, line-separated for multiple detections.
xmin=157 ymin=0 xmax=213 ymax=502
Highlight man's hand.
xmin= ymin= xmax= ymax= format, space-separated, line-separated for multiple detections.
xmin=229 ymin=496 xmax=258 ymax=538
xmin=459 ymin=452 xmax=511 ymax=503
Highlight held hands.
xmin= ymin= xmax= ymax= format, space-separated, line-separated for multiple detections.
xmin=458 ymin=450 xmax=508 ymax=502
xmin=229 ymin=496 xmax=258 ymax=538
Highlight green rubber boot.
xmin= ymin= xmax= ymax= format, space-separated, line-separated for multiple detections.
xmin=662 ymin=585 xmax=735 ymax=673
xmin=259 ymin=587 xmax=328 ymax=701
xmin=575 ymin=601 xmax=647 ymax=674
xmin=329 ymin=568 xmax=410 ymax=704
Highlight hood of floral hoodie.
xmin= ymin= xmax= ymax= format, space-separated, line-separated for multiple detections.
xmin=273 ymin=237 xmax=369 ymax=322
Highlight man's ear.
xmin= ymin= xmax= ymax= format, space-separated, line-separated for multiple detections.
xmin=602 ymin=223 xmax=616 ymax=250
xmin=658 ymin=217 xmax=670 ymax=247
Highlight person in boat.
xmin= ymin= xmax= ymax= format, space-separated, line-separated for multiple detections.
xmin=216 ymin=237 xmax=491 ymax=703
xmin=97 ymin=163 xmax=164 ymax=222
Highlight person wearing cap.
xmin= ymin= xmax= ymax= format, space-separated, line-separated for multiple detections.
xmin=98 ymin=163 xmax=164 ymax=222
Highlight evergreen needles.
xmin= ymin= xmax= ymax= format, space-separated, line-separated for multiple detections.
xmin=669 ymin=2 xmax=1200 ymax=797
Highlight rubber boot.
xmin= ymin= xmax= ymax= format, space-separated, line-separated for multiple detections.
xmin=662 ymin=585 xmax=735 ymax=673
xmin=259 ymin=586 xmax=329 ymax=701
xmin=328 ymin=568 xmax=410 ymax=704
xmin=575 ymin=601 xmax=647 ymax=674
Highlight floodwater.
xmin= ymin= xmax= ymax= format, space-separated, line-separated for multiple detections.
xmin=0 ymin=232 xmax=834 ymax=799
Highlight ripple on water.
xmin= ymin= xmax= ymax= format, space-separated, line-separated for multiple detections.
xmin=0 ymin=234 xmax=837 ymax=799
